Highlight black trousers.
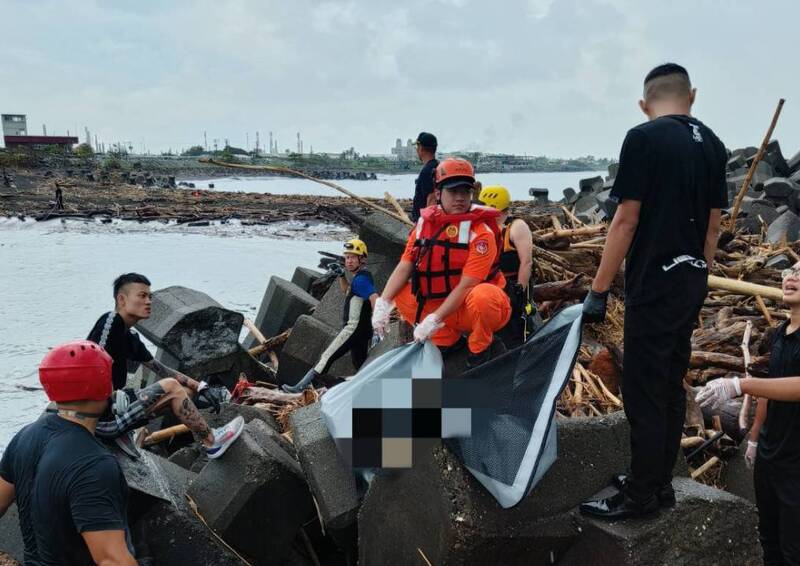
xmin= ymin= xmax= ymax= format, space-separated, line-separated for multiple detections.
xmin=755 ymin=459 xmax=800 ymax=565
xmin=622 ymin=267 xmax=707 ymax=502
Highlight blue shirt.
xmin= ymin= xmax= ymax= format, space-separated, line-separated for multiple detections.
xmin=351 ymin=271 xmax=377 ymax=300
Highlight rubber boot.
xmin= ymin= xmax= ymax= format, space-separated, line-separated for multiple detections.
xmin=282 ymin=368 xmax=319 ymax=394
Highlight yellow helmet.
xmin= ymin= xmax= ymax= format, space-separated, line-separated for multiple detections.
xmin=478 ymin=185 xmax=511 ymax=211
xmin=343 ymin=238 xmax=368 ymax=257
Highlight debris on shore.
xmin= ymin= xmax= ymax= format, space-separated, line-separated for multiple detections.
xmin=5 ymin=139 xmax=800 ymax=564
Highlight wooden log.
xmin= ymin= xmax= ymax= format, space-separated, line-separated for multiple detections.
xmin=143 ymin=424 xmax=190 ymax=446
xmin=707 ymin=274 xmax=783 ymax=302
xmin=247 ymin=329 xmax=291 ymax=357
xmin=530 ymin=277 xmax=589 ymax=302
xmin=690 ymin=456 xmax=720 ymax=480
xmin=729 ymin=98 xmax=786 ymax=226
xmin=681 ymin=436 xmax=705 ymax=449
xmin=689 ymin=350 xmax=767 ymax=374
xmin=537 ymin=225 xmax=606 ymax=242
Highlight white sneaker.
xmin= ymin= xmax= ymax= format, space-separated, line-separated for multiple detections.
xmin=204 ymin=416 xmax=245 ymax=459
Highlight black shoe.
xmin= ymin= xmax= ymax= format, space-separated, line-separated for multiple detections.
xmin=114 ymin=431 xmax=141 ymax=460
xmin=611 ymin=473 xmax=676 ymax=508
xmin=439 ymin=336 xmax=467 ymax=359
xmin=579 ymin=490 xmax=659 ymax=521
xmin=466 ymin=348 xmax=492 ymax=369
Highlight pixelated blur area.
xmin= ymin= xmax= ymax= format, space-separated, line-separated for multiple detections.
xmin=345 ymin=371 xmax=516 ymax=468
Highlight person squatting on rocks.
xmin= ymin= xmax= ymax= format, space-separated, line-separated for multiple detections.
xmin=696 ymin=261 xmax=800 ymax=564
xmin=283 ymin=239 xmax=379 ymax=393
xmin=478 ymin=184 xmax=538 ymax=347
xmin=0 ymin=341 xmax=137 ymax=565
xmin=373 ymin=157 xmax=511 ymax=369
xmin=411 ymin=131 xmax=439 ymax=222
xmin=87 ymin=272 xmax=243 ymax=460
xmin=579 ymin=63 xmax=727 ymax=519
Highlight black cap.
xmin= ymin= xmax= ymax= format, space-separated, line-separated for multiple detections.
xmin=415 ymin=132 xmax=437 ymax=149
xmin=439 ymin=177 xmax=474 ymax=192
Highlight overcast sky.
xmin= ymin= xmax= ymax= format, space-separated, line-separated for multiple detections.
xmin=1 ymin=0 xmax=798 ymax=159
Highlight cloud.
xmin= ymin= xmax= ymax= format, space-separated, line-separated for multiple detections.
xmin=1 ymin=0 xmax=798 ymax=158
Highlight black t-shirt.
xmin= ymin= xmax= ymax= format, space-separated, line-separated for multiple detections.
xmin=412 ymin=158 xmax=439 ymax=222
xmin=88 ymin=311 xmax=153 ymax=391
xmin=759 ymin=322 xmax=800 ymax=479
xmin=610 ymin=115 xmax=727 ymax=306
xmin=0 ymin=414 xmax=129 ymax=565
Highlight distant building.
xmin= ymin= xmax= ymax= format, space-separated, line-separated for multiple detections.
xmin=2 ymin=114 xmax=78 ymax=151
xmin=390 ymin=138 xmax=416 ymax=161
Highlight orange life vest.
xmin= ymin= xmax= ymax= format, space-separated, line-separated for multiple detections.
xmin=410 ymin=205 xmax=503 ymax=305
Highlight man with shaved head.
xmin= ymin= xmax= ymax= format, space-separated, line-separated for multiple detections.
xmin=580 ymin=63 xmax=728 ymax=519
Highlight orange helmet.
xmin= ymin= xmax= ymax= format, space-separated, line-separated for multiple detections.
xmin=435 ymin=158 xmax=475 ymax=191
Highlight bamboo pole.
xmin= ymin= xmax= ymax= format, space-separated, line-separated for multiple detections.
xmin=707 ymin=274 xmax=782 ymax=302
xmin=729 ymin=98 xmax=786 ymax=227
xmin=243 ymin=319 xmax=267 ymax=345
xmin=198 ymin=158 xmax=414 ymax=226
xmin=384 ymin=191 xmax=412 ymax=224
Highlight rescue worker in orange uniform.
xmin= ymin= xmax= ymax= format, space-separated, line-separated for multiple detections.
xmin=478 ymin=185 xmax=537 ymax=346
xmin=372 ymin=158 xmax=511 ymax=368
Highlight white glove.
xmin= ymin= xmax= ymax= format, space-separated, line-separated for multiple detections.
xmin=695 ymin=376 xmax=742 ymax=411
xmin=745 ymin=440 xmax=758 ymax=469
xmin=112 ymin=390 xmax=130 ymax=416
xmin=371 ymin=297 xmax=394 ymax=338
xmin=413 ymin=313 xmax=444 ymax=342
xmin=197 ymin=380 xmax=209 ymax=392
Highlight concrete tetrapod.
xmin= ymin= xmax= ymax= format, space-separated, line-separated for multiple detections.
xmin=277 ymin=315 xmax=355 ymax=385
xmin=562 ymin=478 xmax=760 ymax=565
xmin=289 ymin=403 xmax=360 ymax=554
xmin=186 ymin=420 xmax=314 ymax=565
xmin=243 ymin=276 xmax=318 ymax=349
xmin=358 ymin=411 xmax=635 ymax=565
xmin=136 ymin=285 xmax=267 ymax=388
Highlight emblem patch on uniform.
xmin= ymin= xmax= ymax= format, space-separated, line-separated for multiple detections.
xmin=446 ymin=225 xmax=459 ymax=238
xmin=475 ymin=240 xmax=489 ymax=255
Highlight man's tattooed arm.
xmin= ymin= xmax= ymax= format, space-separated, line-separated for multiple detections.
xmin=142 ymin=359 xmax=201 ymax=391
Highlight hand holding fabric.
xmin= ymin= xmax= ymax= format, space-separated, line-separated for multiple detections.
xmin=695 ymin=376 xmax=742 ymax=411
xmin=371 ymin=297 xmax=394 ymax=338
xmin=413 ymin=313 xmax=444 ymax=342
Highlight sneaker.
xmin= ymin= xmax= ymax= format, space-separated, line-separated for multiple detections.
xmin=204 ymin=416 xmax=245 ymax=459
xmin=114 ymin=430 xmax=141 ymax=460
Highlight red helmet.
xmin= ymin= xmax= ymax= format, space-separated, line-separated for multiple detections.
xmin=39 ymin=340 xmax=113 ymax=402
xmin=435 ymin=158 xmax=476 ymax=191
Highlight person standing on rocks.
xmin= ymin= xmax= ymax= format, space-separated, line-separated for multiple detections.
xmin=87 ymin=273 xmax=244 ymax=460
xmin=55 ymin=182 xmax=64 ymax=210
xmin=579 ymin=63 xmax=727 ymax=520
xmin=478 ymin=184 xmax=537 ymax=346
xmin=373 ymin=158 xmax=511 ymax=369
xmin=411 ymin=132 xmax=439 ymax=222
xmin=283 ymin=239 xmax=378 ymax=393
xmin=695 ymin=261 xmax=800 ymax=564
xmin=0 ymin=341 xmax=137 ymax=565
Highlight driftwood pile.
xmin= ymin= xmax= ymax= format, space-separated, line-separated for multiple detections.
xmin=517 ymin=198 xmax=792 ymax=487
